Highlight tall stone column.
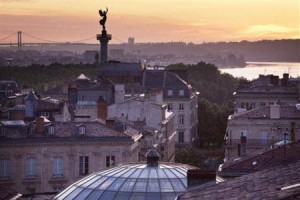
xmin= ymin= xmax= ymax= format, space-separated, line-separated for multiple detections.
xmin=97 ymin=30 xmax=112 ymax=63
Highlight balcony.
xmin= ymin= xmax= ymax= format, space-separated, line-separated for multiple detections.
xmin=225 ymin=139 xmax=281 ymax=148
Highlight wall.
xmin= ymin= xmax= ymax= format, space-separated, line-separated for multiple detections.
xmin=0 ymin=141 xmax=137 ymax=194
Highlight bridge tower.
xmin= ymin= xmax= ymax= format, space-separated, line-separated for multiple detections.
xmin=17 ymin=31 xmax=22 ymax=50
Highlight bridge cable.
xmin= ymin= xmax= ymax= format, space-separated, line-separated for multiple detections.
xmin=0 ymin=32 xmax=17 ymax=42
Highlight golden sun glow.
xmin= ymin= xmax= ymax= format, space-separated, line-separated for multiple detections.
xmin=0 ymin=0 xmax=298 ymax=43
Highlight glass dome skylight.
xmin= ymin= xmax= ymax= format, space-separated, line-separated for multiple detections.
xmin=54 ymin=150 xmax=192 ymax=200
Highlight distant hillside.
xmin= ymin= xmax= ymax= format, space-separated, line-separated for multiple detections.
xmin=111 ymin=39 xmax=300 ymax=62
xmin=199 ymin=39 xmax=300 ymax=62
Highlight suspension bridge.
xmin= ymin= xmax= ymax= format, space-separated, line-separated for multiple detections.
xmin=0 ymin=31 xmax=125 ymax=50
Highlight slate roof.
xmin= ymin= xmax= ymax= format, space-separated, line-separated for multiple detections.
xmin=42 ymin=84 xmax=66 ymax=95
xmin=230 ymin=106 xmax=300 ymax=120
xmin=220 ymin=143 xmax=300 ymax=176
xmin=235 ymin=85 xmax=297 ymax=94
xmin=98 ymin=62 xmax=144 ymax=76
xmin=0 ymin=121 xmax=133 ymax=145
xmin=0 ymin=120 xmax=25 ymax=126
xmin=46 ymin=121 xmax=129 ymax=138
xmin=0 ymin=187 xmax=21 ymax=200
xmin=178 ymin=160 xmax=300 ymax=200
xmin=24 ymin=90 xmax=38 ymax=101
xmin=142 ymin=70 xmax=188 ymax=88
xmin=37 ymin=98 xmax=61 ymax=110
xmin=0 ymin=80 xmax=19 ymax=92
xmin=3 ymin=104 xmax=25 ymax=112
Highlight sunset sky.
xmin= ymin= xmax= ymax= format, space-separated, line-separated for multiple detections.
xmin=0 ymin=0 xmax=299 ymax=43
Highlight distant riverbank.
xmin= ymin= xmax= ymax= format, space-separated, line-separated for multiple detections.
xmin=220 ymin=62 xmax=300 ymax=80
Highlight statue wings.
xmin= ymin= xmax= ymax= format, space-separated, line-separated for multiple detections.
xmin=99 ymin=8 xmax=108 ymax=16
xmin=99 ymin=10 xmax=104 ymax=16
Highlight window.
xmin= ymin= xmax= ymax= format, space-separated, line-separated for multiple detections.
xmin=106 ymin=156 xmax=115 ymax=168
xmin=26 ymin=157 xmax=37 ymax=177
xmin=78 ymin=126 xmax=86 ymax=135
xmin=0 ymin=158 xmax=9 ymax=178
xmin=260 ymin=102 xmax=266 ymax=107
xmin=0 ymin=126 xmax=4 ymax=136
xmin=260 ymin=131 xmax=268 ymax=145
xmin=241 ymin=102 xmax=245 ymax=108
xmin=167 ymin=90 xmax=173 ymax=96
xmin=178 ymin=131 xmax=184 ymax=143
xmin=179 ymin=103 xmax=184 ymax=111
xmin=48 ymin=125 xmax=55 ymax=134
xmin=41 ymin=112 xmax=50 ymax=117
xmin=241 ymin=130 xmax=247 ymax=137
xmin=167 ymin=104 xmax=173 ymax=111
xmin=53 ymin=157 xmax=63 ymax=177
xmin=179 ymin=115 xmax=184 ymax=125
xmin=179 ymin=90 xmax=185 ymax=96
xmin=79 ymin=156 xmax=89 ymax=175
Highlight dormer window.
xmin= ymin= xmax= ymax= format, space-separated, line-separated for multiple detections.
xmin=78 ymin=125 xmax=86 ymax=135
xmin=179 ymin=89 xmax=185 ymax=96
xmin=167 ymin=89 xmax=173 ymax=96
xmin=48 ymin=125 xmax=55 ymax=134
xmin=0 ymin=125 xmax=4 ymax=136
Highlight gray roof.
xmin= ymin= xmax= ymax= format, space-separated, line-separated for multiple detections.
xmin=24 ymin=90 xmax=38 ymax=101
xmin=0 ymin=121 xmax=133 ymax=145
xmin=50 ymin=121 xmax=127 ymax=137
xmin=142 ymin=70 xmax=188 ymax=89
xmin=229 ymin=105 xmax=300 ymax=120
xmin=0 ymin=120 xmax=25 ymax=126
xmin=178 ymin=160 xmax=300 ymax=200
xmin=98 ymin=62 xmax=144 ymax=76
xmin=3 ymin=105 xmax=25 ymax=112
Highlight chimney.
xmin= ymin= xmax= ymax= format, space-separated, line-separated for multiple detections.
xmin=114 ymin=84 xmax=125 ymax=104
xmin=105 ymin=119 xmax=115 ymax=129
xmin=240 ymin=135 xmax=247 ymax=156
xmin=187 ymin=169 xmax=216 ymax=187
xmin=35 ymin=116 xmax=45 ymax=133
xmin=97 ymin=96 xmax=107 ymax=120
xmin=270 ymin=104 xmax=280 ymax=119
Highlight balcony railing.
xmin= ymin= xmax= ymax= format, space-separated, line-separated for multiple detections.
xmin=225 ymin=139 xmax=282 ymax=148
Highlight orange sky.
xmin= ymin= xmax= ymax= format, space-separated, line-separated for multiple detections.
xmin=0 ymin=0 xmax=299 ymax=43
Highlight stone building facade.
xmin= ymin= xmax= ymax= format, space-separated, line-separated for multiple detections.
xmin=0 ymin=119 xmax=140 ymax=194
xmin=225 ymin=105 xmax=300 ymax=161
xmin=234 ymin=74 xmax=300 ymax=112
xmin=142 ymin=70 xmax=198 ymax=145
xmin=107 ymin=91 xmax=176 ymax=162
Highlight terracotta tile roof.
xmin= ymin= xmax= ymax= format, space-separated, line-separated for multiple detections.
xmin=178 ymin=160 xmax=300 ymax=200
xmin=230 ymin=106 xmax=300 ymax=120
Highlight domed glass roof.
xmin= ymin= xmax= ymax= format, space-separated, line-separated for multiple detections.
xmin=54 ymin=163 xmax=192 ymax=200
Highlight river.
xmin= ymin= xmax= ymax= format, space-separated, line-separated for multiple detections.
xmin=220 ymin=62 xmax=300 ymax=80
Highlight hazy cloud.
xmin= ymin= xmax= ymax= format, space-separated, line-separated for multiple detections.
xmin=0 ymin=0 xmax=34 ymax=2
xmin=246 ymin=24 xmax=292 ymax=34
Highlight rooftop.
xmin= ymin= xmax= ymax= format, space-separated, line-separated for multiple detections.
xmin=229 ymin=105 xmax=300 ymax=120
xmin=220 ymin=143 xmax=300 ymax=176
xmin=54 ymin=150 xmax=196 ymax=200
xmin=178 ymin=160 xmax=300 ymax=200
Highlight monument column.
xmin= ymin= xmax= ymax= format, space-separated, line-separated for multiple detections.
xmin=97 ymin=30 xmax=112 ymax=63
xmin=97 ymin=7 xmax=112 ymax=63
